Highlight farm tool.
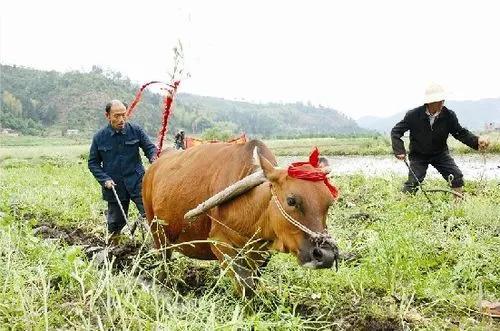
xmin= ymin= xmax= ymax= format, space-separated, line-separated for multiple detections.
xmin=110 ymin=186 xmax=144 ymax=237
xmin=403 ymin=156 xmax=464 ymax=203
xmin=403 ymin=156 xmax=434 ymax=206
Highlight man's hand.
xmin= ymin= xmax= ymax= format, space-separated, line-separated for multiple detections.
xmin=478 ymin=136 xmax=490 ymax=151
xmin=395 ymin=154 xmax=406 ymax=160
xmin=104 ymin=179 xmax=116 ymax=189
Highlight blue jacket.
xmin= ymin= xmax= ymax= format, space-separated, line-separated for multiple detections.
xmin=88 ymin=123 xmax=157 ymax=202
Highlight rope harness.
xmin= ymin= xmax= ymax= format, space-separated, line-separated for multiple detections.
xmin=204 ymin=148 xmax=338 ymax=249
xmin=270 ymin=186 xmax=338 ymax=270
xmin=270 ymin=186 xmax=325 ymax=239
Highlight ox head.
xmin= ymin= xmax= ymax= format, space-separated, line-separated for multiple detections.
xmin=256 ymin=151 xmax=339 ymax=269
xmin=184 ymin=147 xmax=339 ymax=269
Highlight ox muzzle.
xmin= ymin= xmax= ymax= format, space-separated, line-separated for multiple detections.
xmin=299 ymin=235 xmax=339 ymax=270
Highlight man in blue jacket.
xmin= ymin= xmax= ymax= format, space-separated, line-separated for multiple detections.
xmin=88 ymin=100 xmax=157 ymax=240
xmin=391 ymin=84 xmax=490 ymax=196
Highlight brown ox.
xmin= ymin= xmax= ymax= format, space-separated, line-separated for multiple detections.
xmin=142 ymin=140 xmax=338 ymax=293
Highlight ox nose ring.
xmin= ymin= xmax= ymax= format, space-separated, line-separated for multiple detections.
xmin=312 ymin=247 xmax=324 ymax=260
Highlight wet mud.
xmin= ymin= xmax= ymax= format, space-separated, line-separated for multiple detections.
xmin=32 ymin=221 xmax=215 ymax=295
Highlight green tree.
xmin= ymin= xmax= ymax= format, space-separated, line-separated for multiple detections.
xmin=1 ymin=90 xmax=23 ymax=116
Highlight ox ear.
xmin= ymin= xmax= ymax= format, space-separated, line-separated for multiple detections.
xmin=254 ymin=147 xmax=279 ymax=181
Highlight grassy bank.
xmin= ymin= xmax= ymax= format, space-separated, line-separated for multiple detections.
xmin=2 ymin=133 xmax=500 ymax=159
xmin=0 ymin=135 xmax=89 ymax=147
xmin=0 ymin=150 xmax=499 ymax=329
xmin=263 ymin=137 xmax=392 ymax=156
xmin=264 ymin=132 xmax=500 ymax=156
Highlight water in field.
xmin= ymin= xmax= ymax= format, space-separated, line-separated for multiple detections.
xmin=277 ymin=155 xmax=500 ymax=180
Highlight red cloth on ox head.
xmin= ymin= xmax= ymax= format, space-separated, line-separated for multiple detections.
xmin=287 ymin=147 xmax=339 ymax=199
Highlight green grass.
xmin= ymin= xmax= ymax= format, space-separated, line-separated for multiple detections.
xmin=0 ymin=147 xmax=499 ymax=329
xmin=0 ymin=135 xmax=89 ymax=147
xmin=0 ymin=145 xmax=90 ymax=163
xmin=0 ymin=136 xmax=89 ymax=163
xmin=263 ymin=137 xmax=392 ymax=156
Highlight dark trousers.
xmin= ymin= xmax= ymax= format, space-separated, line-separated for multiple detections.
xmin=107 ymin=196 xmax=145 ymax=233
xmin=403 ymin=152 xmax=464 ymax=193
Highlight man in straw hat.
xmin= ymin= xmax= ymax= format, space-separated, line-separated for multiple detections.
xmin=391 ymin=83 xmax=490 ymax=196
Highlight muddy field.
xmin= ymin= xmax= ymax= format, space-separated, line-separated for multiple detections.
xmin=31 ymin=220 xmax=218 ymax=296
xmin=27 ymin=220 xmax=403 ymax=330
xmin=2 ymin=144 xmax=499 ymax=329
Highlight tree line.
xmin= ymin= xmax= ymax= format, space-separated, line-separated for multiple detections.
xmin=0 ymin=64 xmax=368 ymax=139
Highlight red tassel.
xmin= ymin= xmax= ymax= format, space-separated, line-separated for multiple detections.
xmin=126 ymin=81 xmax=162 ymax=118
xmin=155 ymin=81 xmax=180 ymax=158
xmin=125 ymin=80 xmax=180 ymax=159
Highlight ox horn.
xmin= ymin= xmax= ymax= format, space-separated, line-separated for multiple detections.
xmin=184 ymin=170 xmax=267 ymax=220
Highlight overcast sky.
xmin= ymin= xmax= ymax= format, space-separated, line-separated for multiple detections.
xmin=2 ymin=0 xmax=500 ymax=119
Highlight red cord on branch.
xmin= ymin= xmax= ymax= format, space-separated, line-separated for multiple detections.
xmin=155 ymin=81 xmax=180 ymax=158
xmin=287 ymin=147 xmax=339 ymax=199
xmin=126 ymin=81 xmax=163 ymax=118
xmin=125 ymin=80 xmax=180 ymax=159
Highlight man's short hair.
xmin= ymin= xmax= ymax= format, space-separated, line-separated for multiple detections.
xmin=105 ymin=100 xmax=128 ymax=113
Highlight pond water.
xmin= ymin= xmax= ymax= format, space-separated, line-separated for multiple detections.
xmin=277 ymin=155 xmax=500 ymax=181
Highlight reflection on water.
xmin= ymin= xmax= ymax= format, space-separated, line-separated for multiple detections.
xmin=277 ymin=155 xmax=500 ymax=180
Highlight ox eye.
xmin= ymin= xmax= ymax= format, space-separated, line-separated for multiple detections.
xmin=287 ymin=196 xmax=297 ymax=207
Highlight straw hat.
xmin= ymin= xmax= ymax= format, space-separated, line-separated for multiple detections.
xmin=424 ymin=83 xmax=446 ymax=104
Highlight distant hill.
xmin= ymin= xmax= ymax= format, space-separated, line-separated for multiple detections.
xmin=358 ymin=99 xmax=500 ymax=133
xmin=0 ymin=64 xmax=365 ymax=138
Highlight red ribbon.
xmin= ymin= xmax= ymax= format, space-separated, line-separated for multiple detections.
xmin=126 ymin=81 xmax=163 ymax=118
xmin=287 ymin=147 xmax=339 ymax=199
xmin=125 ymin=80 xmax=180 ymax=159
xmin=156 ymin=81 xmax=180 ymax=158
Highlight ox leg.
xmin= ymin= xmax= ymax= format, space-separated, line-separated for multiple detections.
xmin=235 ymin=252 xmax=272 ymax=296
xmin=210 ymin=242 xmax=267 ymax=297
xmin=256 ymin=253 xmax=272 ymax=277
xmin=231 ymin=259 xmax=257 ymax=297
xmin=149 ymin=219 xmax=172 ymax=262
xmin=148 ymin=221 xmax=174 ymax=284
